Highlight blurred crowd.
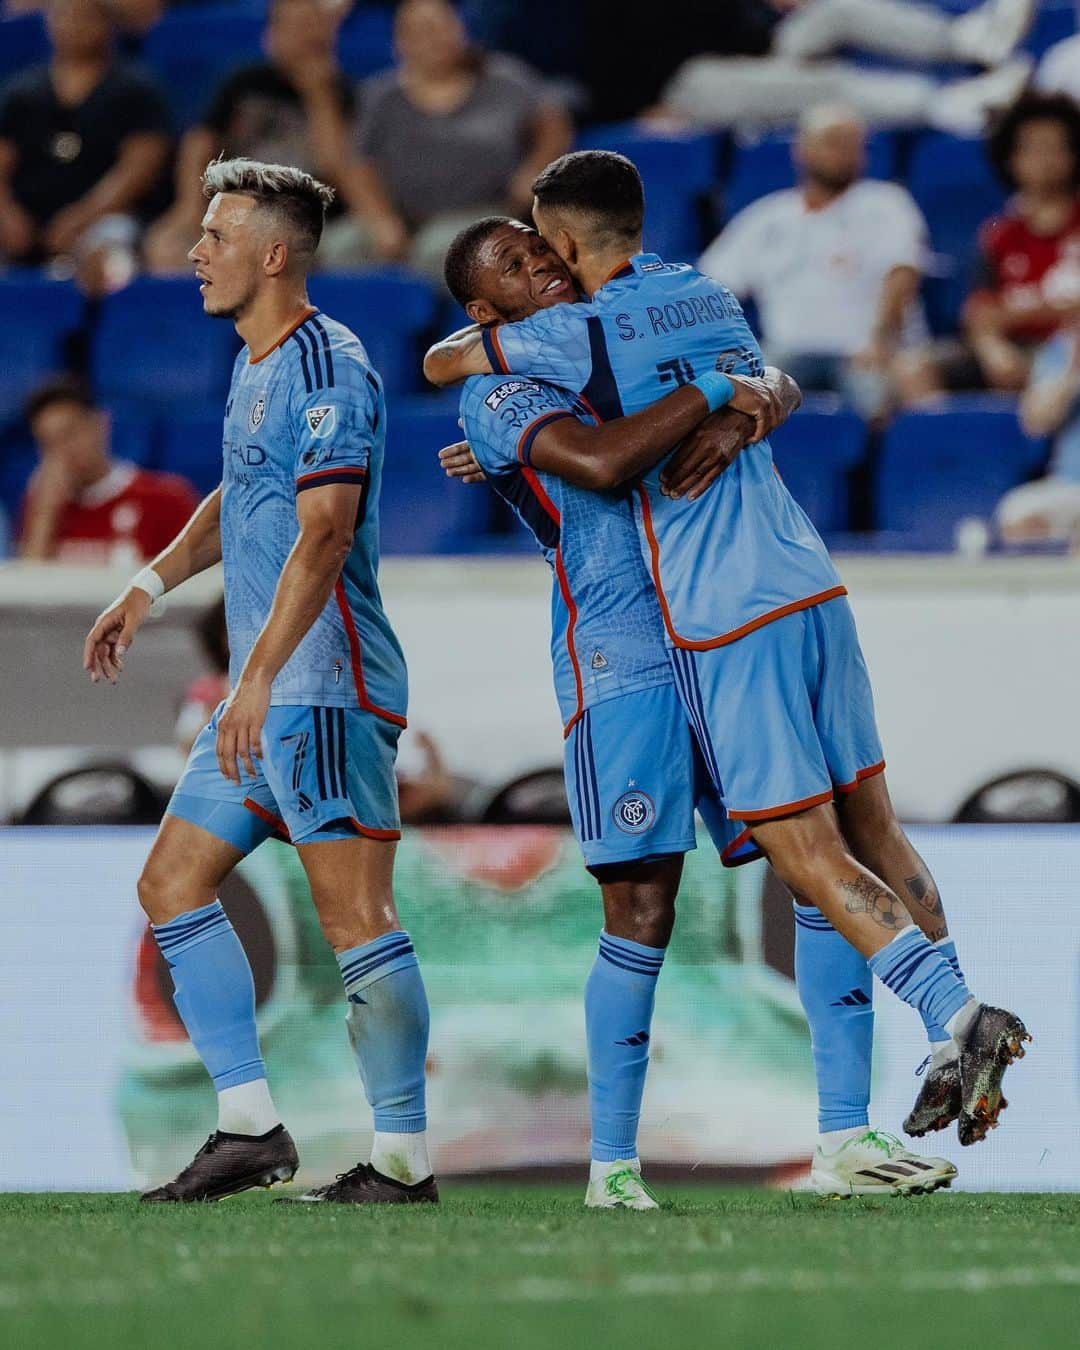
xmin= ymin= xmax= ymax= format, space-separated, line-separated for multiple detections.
xmin=0 ymin=0 xmax=1079 ymax=555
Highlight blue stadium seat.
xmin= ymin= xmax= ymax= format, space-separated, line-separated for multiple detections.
xmin=723 ymin=131 xmax=898 ymax=221
xmin=770 ymin=398 xmax=867 ymax=535
xmin=337 ymin=6 xmax=396 ymax=78
xmin=92 ymin=278 xmax=238 ymax=418
xmin=141 ymin=9 xmax=264 ymax=128
xmin=575 ymin=125 xmax=722 ymax=261
xmin=0 ymin=12 xmax=48 ymax=84
xmin=381 ymin=394 xmax=492 ymax=553
xmin=0 ymin=277 xmax=84 ymax=427
xmin=876 ymin=396 xmax=1046 ymax=546
xmin=908 ymin=132 xmax=1007 ymax=335
xmin=1023 ymin=0 xmax=1076 ymax=59
xmin=308 ymin=270 xmax=438 ymax=396
xmin=0 ymin=429 xmax=36 ymax=530
xmin=157 ymin=414 xmax=225 ymax=497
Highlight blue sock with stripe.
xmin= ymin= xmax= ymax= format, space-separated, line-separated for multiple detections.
xmin=793 ymin=903 xmax=873 ymax=1134
xmin=586 ymin=931 xmax=666 ymax=1162
xmin=925 ymin=936 xmax=972 ymax=1051
xmin=338 ymin=930 xmax=429 ymax=1133
xmin=152 ymin=900 xmax=266 ymax=1090
xmin=868 ymin=926 xmax=972 ymax=1034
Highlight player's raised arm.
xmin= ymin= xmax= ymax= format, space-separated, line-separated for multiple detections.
xmin=422 ymin=325 xmax=494 ymax=387
xmin=83 ymin=485 xmax=223 ymax=685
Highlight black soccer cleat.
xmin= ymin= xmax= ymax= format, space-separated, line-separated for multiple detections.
xmin=140 ymin=1124 xmax=299 ymax=1203
xmin=276 ymin=1161 xmax=438 ymax=1205
xmin=956 ymin=1005 xmax=1031 ymax=1147
xmin=904 ymin=1055 xmax=963 ymax=1137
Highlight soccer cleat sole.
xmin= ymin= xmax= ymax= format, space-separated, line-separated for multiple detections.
xmin=810 ymin=1174 xmax=955 ymax=1199
xmin=958 ymin=1020 xmax=1031 ymax=1147
xmin=142 ymin=1162 xmax=297 ymax=1204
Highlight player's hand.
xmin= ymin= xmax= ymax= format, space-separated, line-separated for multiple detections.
xmin=439 ymin=441 xmax=486 ymax=483
xmin=215 ymin=674 xmax=270 ymax=785
xmin=660 ymin=409 xmax=752 ymax=501
xmin=725 ymin=374 xmax=784 ymax=444
xmin=83 ymin=586 xmax=152 ymax=685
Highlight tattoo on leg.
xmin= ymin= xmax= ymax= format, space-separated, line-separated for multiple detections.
xmin=905 ymin=871 xmax=948 ymax=942
xmin=838 ymin=876 xmax=908 ymax=932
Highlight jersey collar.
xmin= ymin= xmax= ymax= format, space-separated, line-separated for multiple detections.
xmin=248 ymin=306 xmax=319 ymax=364
xmin=596 ymin=253 xmax=664 ymax=291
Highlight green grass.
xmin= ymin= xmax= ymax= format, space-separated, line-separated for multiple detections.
xmin=2 ymin=1188 xmax=1077 ymax=1350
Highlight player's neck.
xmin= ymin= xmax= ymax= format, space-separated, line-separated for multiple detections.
xmin=234 ymin=287 xmax=314 ymax=361
xmin=577 ymin=244 xmax=641 ymax=299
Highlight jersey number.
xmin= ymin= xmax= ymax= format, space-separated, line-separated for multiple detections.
xmin=656 ymin=357 xmax=695 ymax=388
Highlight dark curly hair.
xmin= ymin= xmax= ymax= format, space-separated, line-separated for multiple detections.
xmin=443 ymin=215 xmax=518 ymax=308
xmin=987 ymin=92 xmax=1080 ymax=192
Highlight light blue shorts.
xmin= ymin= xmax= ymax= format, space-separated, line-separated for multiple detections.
xmin=167 ymin=700 xmax=401 ymax=854
xmin=563 ymin=682 xmax=762 ymax=871
xmin=671 ymin=596 xmax=885 ymax=824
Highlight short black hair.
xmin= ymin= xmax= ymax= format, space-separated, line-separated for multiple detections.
xmin=531 ymin=150 xmax=644 ymax=248
xmin=987 ymin=92 xmax=1080 ymax=191
xmin=201 ymin=156 xmax=335 ymax=259
xmin=443 ymin=214 xmax=518 ymax=308
xmin=25 ymin=374 xmax=95 ymax=424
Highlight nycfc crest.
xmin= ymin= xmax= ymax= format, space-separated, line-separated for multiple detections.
xmin=612 ymin=791 xmax=656 ymax=835
xmin=248 ymin=392 xmax=267 ymax=432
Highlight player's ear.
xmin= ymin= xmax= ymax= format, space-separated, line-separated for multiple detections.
xmin=466 ymin=298 xmax=500 ymax=325
xmin=263 ymin=240 xmax=289 ymax=277
xmin=557 ymin=227 xmax=577 ymax=268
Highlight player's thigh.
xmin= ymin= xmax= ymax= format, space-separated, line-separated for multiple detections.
xmin=295 ymin=834 xmax=399 ymax=951
xmin=563 ymin=685 xmax=698 ymax=874
xmin=594 ymin=854 xmax=685 ymax=947
xmin=810 ymin=596 xmax=885 ymax=795
xmin=137 ymin=814 xmax=246 ymax=923
xmin=670 ymin=617 xmax=830 ymax=822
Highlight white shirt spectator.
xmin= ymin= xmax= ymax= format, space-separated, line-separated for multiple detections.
xmin=699 ymin=179 xmax=928 ymax=357
xmin=1036 ymin=34 xmax=1080 ymax=103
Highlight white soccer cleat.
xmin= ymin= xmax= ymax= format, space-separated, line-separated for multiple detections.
xmin=952 ymin=0 xmax=1037 ymax=68
xmin=585 ymin=1161 xmax=660 ymax=1210
xmin=810 ymin=1128 xmax=958 ymax=1198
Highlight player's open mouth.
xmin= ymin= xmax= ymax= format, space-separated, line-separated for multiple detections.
xmin=539 ymin=277 xmax=569 ymax=296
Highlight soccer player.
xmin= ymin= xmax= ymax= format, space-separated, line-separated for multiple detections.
xmin=436 ymin=216 xmax=957 ymax=1200
xmin=425 ymin=151 xmax=1030 ymax=1156
xmin=83 ymin=158 xmax=435 ymax=1205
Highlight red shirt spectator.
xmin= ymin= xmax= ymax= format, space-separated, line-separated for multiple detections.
xmin=18 ymin=375 xmax=198 ymax=563
xmin=969 ymin=200 xmax=1080 ymax=346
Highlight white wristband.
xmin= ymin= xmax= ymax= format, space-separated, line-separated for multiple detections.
xmin=131 ymin=566 xmax=166 ymax=617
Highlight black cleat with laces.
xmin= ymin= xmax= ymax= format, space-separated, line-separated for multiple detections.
xmin=140 ymin=1124 xmax=299 ymax=1203
xmin=904 ymin=1054 xmax=963 ymax=1137
xmin=277 ymin=1161 xmax=438 ymax=1205
xmin=956 ymin=1004 xmax=1031 ymax=1147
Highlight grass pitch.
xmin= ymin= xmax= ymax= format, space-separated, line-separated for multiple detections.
xmin=1 ymin=1187 xmax=1076 ymax=1350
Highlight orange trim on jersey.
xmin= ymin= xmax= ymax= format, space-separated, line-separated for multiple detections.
xmin=728 ymin=787 xmax=836 ymax=823
xmin=521 ymin=464 xmax=561 ymax=523
xmin=333 ymin=578 xmax=408 ymax=728
xmin=554 ymin=549 xmax=585 ymax=736
xmin=248 ymin=307 xmax=318 ymax=364
xmin=720 ymin=825 xmax=754 ymax=862
xmin=834 ymin=760 xmax=887 ymax=795
xmin=488 ymin=325 xmax=510 ymax=374
xmin=635 ymin=483 xmax=848 ymax=650
xmin=601 ymin=259 xmax=634 ymax=287
xmin=350 ymin=817 xmax=402 ymax=841
xmin=242 ymin=796 xmax=292 ymax=841
xmin=296 ymin=466 xmax=368 ymax=487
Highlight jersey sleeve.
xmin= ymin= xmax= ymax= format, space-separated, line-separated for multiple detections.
xmin=460 ymin=377 xmax=578 ymax=473
xmin=290 ymin=348 xmax=381 ymax=494
xmin=481 ymin=306 xmax=594 ymax=391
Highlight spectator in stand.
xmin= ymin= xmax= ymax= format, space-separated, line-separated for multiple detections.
xmin=0 ymin=0 xmax=171 ymax=292
xmin=328 ymin=0 xmax=572 ymax=280
xmin=897 ymin=93 xmax=1080 ymax=404
xmin=18 ymin=376 xmax=197 ymax=564
xmin=654 ymin=0 xmax=1035 ymax=135
xmin=996 ymin=323 xmax=1080 ymax=545
xmin=145 ymin=0 xmax=356 ymax=272
xmin=699 ymin=103 xmax=926 ymax=421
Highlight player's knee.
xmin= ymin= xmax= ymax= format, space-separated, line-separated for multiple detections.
xmin=758 ymin=813 xmax=850 ymax=889
xmin=136 ymin=860 xmax=202 ymax=925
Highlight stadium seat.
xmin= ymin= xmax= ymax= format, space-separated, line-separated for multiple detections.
xmin=769 ymin=397 xmax=867 ymax=535
xmin=381 ymin=394 xmax=492 ymax=553
xmin=723 ymin=131 xmax=898 ymax=221
xmin=0 ymin=12 xmax=48 ymax=83
xmin=157 ymin=413 xmax=225 ymax=497
xmin=92 ymin=277 xmax=239 ymax=419
xmin=575 ymin=125 xmax=722 ymax=261
xmin=0 ymin=429 xmax=36 ymax=527
xmin=876 ymin=396 xmax=1047 ymax=546
xmin=0 ymin=277 xmax=84 ymax=428
xmin=141 ymin=8 xmax=264 ymax=128
xmin=308 ymin=270 xmax=438 ymax=397
xmin=337 ymin=5 xmax=396 ymax=78
xmin=1022 ymin=0 xmax=1077 ymax=60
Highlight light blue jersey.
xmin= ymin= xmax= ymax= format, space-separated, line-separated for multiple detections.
xmin=460 ymin=373 xmax=671 ymax=732
xmin=482 ymin=253 xmax=845 ymax=648
xmin=221 ymin=309 xmax=406 ymax=725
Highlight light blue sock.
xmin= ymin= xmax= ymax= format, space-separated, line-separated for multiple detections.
xmin=793 ymin=904 xmax=873 ymax=1134
xmin=152 ymin=899 xmax=265 ymax=1089
xmin=924 ymin=936 xmax=972 ymax=1044
xmin=586 ymin=931 xmax=665 ymax=1162
xmin=868 ymin=926 xmax=971 ymax=1033
xmin=338 ymin=931 xmax=429 ymax=1133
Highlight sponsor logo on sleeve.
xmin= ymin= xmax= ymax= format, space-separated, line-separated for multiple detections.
xmin=483 ymin=380 xmax=532 ymax=411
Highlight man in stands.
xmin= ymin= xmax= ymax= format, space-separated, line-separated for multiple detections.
xmin=700 ymin=103 xmax=927 ymax=421
xmin=18 ymin=376 xmax=197 ymax=563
